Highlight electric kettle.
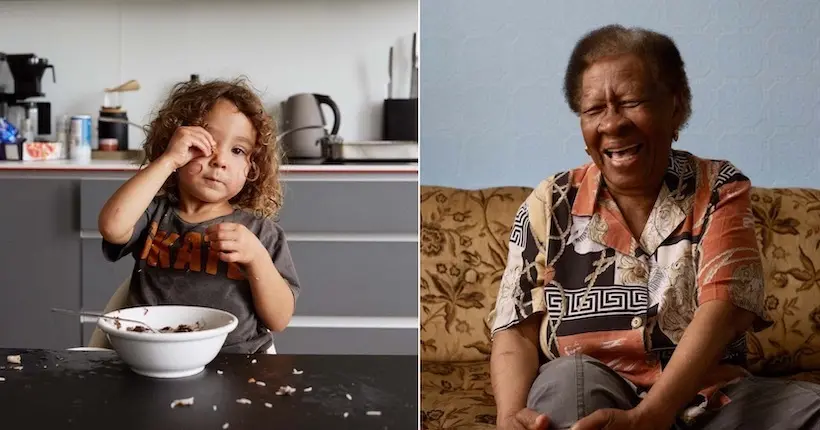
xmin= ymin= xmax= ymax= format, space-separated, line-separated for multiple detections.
xmin=280 ymin=93 xmax=340 ymax=161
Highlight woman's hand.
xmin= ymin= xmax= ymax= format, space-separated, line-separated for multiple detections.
xmin=160 ymin=126 xmax=217 ymax=169
xmin=570 ymin=408 xmax=665 ymax=430
xmin=498 ymin=408 xmax=550 ymax=430
xmin=206 ymin=223 xmax=266 ymax=265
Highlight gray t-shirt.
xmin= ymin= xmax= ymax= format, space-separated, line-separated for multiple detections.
xmin=102 ymin=196 xmax=300 ymax=354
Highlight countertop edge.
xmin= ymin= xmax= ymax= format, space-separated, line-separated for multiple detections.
xmin=0 ymin=162 xmax=419 ymax=174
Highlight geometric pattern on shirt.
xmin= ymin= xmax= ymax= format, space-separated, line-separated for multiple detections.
xmin=510 ymin=202 xmax=530 ymax=248
xmin=667 ymin=150 xmax=696 ymax=182
xmin=714 ymin=161 xmax=745 ymax=189
xmin=545 ymin=285 xmax=648 ymax=321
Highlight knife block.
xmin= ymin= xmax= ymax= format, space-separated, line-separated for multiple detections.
xmin=382 ymin=98 xmax=418 ymax=141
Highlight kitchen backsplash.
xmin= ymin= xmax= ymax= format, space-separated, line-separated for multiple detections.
xmin=0 ymin=0 xmax=417 ymax=150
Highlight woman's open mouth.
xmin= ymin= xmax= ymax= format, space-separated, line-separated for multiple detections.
xmin=603 ymin=143 xmax=643 ymax=167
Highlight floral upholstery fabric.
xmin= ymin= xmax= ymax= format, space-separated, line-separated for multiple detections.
xmin=420 ymin=186 xmax=531 ymax=362
xmin=747 ymin=188 xmax=820 ymax=375
xmin=421 ymin=361 xmax=496 ymax=429
xmin=420 ymin=184 xmax=820 ymax=427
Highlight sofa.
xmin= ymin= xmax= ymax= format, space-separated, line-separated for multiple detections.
xmin=420 ymin=185 xmax=820 ymax=429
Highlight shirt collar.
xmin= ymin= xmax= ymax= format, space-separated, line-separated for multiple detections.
xmin=570 ymin=149 xmax=696 ymax=218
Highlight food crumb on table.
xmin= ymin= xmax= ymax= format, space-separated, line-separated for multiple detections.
xmin=275 ymin=385 xmax=296 ymax=396
xmin=303 ymin=387 xmax=312 ymax=392
xmin=255 ymin=381 xmax=266 ymax=387
xmin=11 ymin=366 xmax=22 ymax=371
xmin=170 ymin=397 xmax=195 ymax=408
xmin=216 ymin=370 xmax=223 ymax=375
xmin=248 ymin=378 xmax=256 ymax=383
xmin=292 ymin=368 xmax=303 ymax=375
xmin=264 ymin=402 xmax=272 ymax=408
xmin=251 ymin=359 xmax=257 ymax=364
xmin=212 ymin=405 xmax=217 ymax=411
xmin=235 ymin=398 xmax=252 ymax=405
xmin=222 ymin=423 xmax=229 ymax=429
xmin=0 ymin=376 xmax=5 ymax=382
xmin=366 ymin=411 xmax=382 ymax=416
xmin=6 ymin=355 xmax=21 ymax=365
xmin=343 ymin=412 xmax=349 ymax=418
xmin=345 ymin=393 xmax=353 ymax=401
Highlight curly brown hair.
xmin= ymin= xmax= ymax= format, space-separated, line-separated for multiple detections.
xmin=142 ymin=77 xmax=282 ymax=218
xmin=563 ymin=24 xmax=693 ymax=132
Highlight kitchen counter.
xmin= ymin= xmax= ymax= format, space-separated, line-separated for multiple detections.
xmin=0 ymin=159 xmax=418 ymax=181
xmin=0 ymin=159 xmax=417 ymax=172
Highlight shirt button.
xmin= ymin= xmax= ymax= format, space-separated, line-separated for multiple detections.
xmin=631 ymin=316 xmax=643 ymax=329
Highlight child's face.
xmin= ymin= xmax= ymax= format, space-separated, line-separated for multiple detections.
xmin=178 ymin=98 xmax=257 ymax=204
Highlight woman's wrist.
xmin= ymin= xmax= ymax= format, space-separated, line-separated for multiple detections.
xmin=632 ymin=399 xmax=676 ymax=429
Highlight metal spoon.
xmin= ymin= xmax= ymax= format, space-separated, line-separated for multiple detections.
xmin=50 ymin=308 xmax=158 ymax=333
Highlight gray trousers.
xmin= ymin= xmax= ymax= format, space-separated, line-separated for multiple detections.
xmin=528 ymin=355 xmax=820 ymax=430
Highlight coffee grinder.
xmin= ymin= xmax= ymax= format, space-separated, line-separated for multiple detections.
xmin=0 ymin=53 xmax=56 ymax=140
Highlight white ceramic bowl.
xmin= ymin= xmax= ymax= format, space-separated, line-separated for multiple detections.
xmin=97 ymin=305 xmax=238 ymax=379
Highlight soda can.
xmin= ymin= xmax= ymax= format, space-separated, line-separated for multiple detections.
xmin=70 ymin=115 xmax=92 ymax=148
xmin=69 ymin=115 xmax=92 ymax=162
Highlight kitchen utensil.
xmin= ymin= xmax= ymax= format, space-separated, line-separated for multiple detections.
xmin=96 ymin=305 xmax=238 ymax=378
xmin=280 ymin=93 xmax=341 ymax=161
xmin=0 ymin=53 xmax=56 ymax=137
xmin=97 ymin=116 xmax=145 ymax=129
xmin=104 ymin=79 xmax=140 ymax=92
xmin=51 ymin=308 xmax=158 ymax=333
xmin=410 ymin=32 xmax=418 ymax=99
xmin=383 ymin=98 xmax=418 ymax=141
xmin=98 ymin=109 xmax=130 ymax=150
xmin=322 ymin=139 xmax=418 ymax=163
xmin=4 ymin=54 xmax=55 ymax=98
xmin=99 ymin=80 xmax=140 ymax=150
xmin=388 ymin=46 xmax=394 ymax=99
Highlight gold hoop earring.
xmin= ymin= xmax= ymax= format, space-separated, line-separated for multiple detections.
xmin=673 ymin=130 xmax=679 ymax=142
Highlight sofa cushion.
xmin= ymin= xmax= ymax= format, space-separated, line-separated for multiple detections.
xmin=420 ymin=186 xmax=532 ymax=362
xmin=748 ymin=188 xmax=820 ymax=374
xmin=421 ymin=361 xmax=496 ymax=429
xmin=419 ymin=185 xmax=820 ymax=374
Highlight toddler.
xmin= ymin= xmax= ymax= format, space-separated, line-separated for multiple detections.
xmin=98 ymin=78 xmax=300 ymax=354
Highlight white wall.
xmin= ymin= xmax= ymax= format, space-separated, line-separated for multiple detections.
xmin=0 ymin=0 xmax=418 ymax=149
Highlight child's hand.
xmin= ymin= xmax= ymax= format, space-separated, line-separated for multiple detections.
xmin=161 ymin=126 xmax=217 ymax=169
xmin=205 ymin=223 xmax=266 ymax=265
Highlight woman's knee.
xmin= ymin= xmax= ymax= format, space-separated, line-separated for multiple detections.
xmin=526 ymin=354 xmax=639 ymax=427
xmin=529 ymin=355 xmax=589 ymax=394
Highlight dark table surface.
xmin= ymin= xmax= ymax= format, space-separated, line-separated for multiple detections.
xmin=0 ymin=348 xmax=418 ymax=429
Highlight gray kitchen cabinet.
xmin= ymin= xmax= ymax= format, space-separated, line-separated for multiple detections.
xmin=288 ymin=241 xmax=418 ymax=317
xmin=273 ymin=327 xmax=418 ymax=355
xmin=278 ymin=181 xmax=418 ymax=234
xmin=0 ymin=178 xmax=82 ymax=349
xmin=81 ymin=239 xmax=133 ymax=311
xmin=0 ymin=167 xmax=418 ymax=355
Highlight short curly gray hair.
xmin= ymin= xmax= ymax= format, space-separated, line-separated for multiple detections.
xmin=563 ymin=24 xmax=692 ymax=131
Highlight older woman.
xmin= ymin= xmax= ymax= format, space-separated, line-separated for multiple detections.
xmin=488 ymin=25 xmax=820 ymax=430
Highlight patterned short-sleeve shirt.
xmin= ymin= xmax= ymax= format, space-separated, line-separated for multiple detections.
xmin=490 ymin=149 xmax=771 ymax=417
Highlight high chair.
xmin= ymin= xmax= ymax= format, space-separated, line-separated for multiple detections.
xmin=86 ymin=276 xmax=276 ymax=354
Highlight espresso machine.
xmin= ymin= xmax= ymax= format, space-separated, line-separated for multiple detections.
xmin=0 ymin=53 xmax=56 ymax=140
